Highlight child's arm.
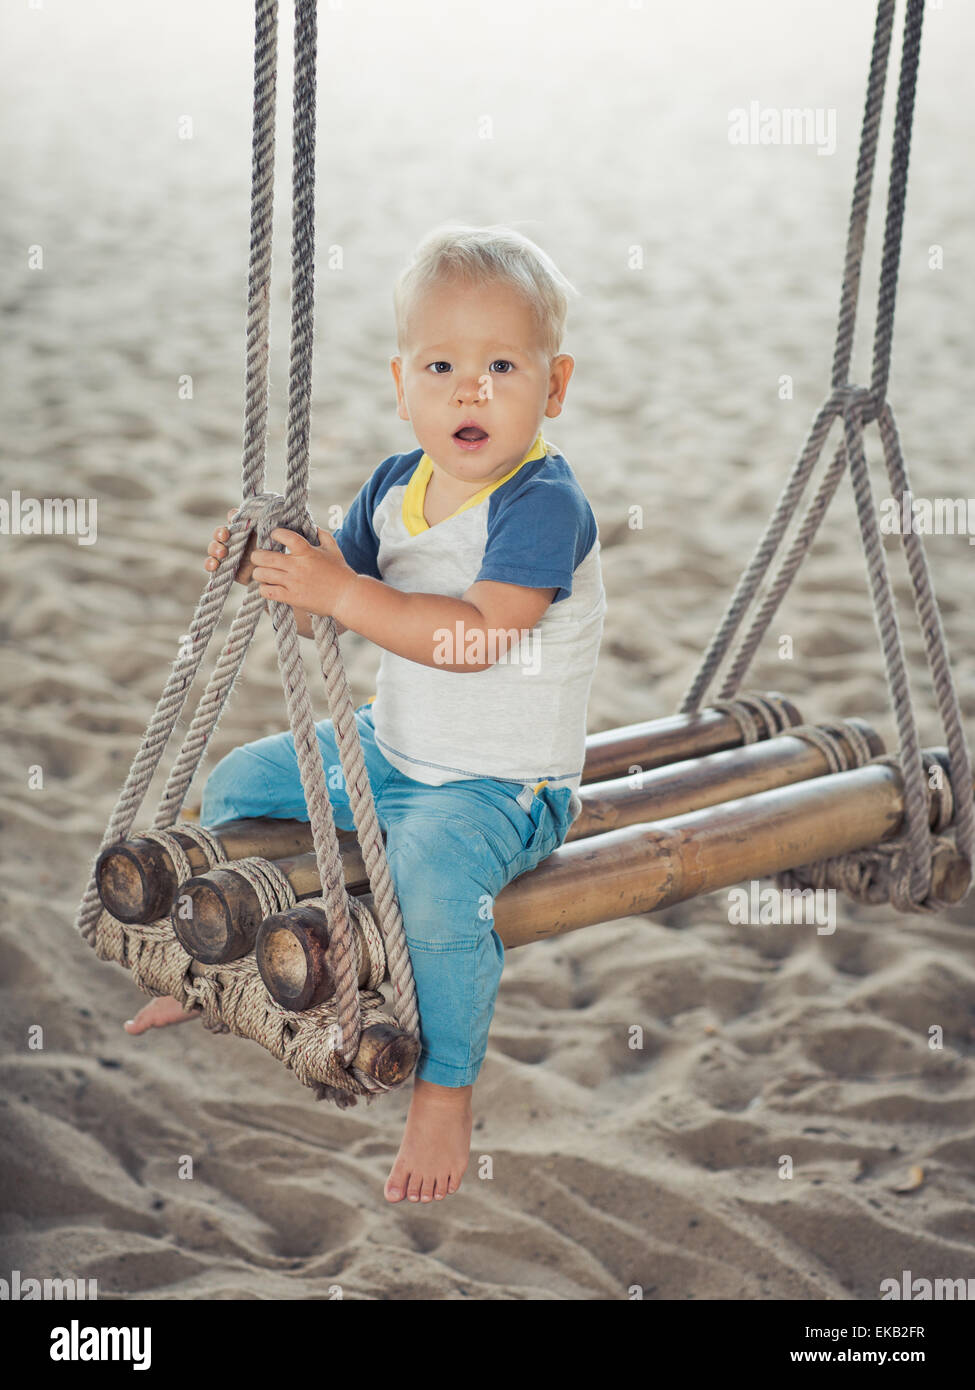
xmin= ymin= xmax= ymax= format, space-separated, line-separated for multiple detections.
xmin=337 ymin=576 xmax=555 ymax=671
xmin=250 ymin=526 xmax=555 ymax=670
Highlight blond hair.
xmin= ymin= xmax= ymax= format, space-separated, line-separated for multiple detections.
xmin=393 ymin=222 xmax=579 ymax=360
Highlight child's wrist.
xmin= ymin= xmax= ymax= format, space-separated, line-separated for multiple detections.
xmin=333 ymin=572 xmax=367 ymax=630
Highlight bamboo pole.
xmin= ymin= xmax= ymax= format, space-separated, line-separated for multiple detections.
xmin=172 ymin=719 xmax=861 ymax=964
xmin=255 ymin=903 xmax=367 ymax=1011
xmin=96 ymin=818 xmax=317 ymax=926
xmin=487 ymin=751 xmax=974 ymax=947
xmin=95 ymin=689 xmax=801 ymax=923
xmin=254 ymin=747 xmax=973 ymax=1007
xmin=577 ymin=691 xmax=801 ymax=783
xmin=568 ymin=717 xmax=880 ymax=839
xmin=346 ymin=1023 xmax=420 ymax=1087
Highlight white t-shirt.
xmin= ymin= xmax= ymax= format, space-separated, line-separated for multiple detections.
xmin=332 ymin=431 xmax=606 ymax=797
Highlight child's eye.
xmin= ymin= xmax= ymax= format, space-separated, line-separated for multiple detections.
xmin=490 ymin=359 xmax=514 ymax=373
xmin=426 ymin=361 xmax=452 ymax=374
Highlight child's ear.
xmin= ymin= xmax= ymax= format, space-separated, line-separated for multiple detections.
xmin=390 ymin=355 xmax=410 ymax=421
xmin=544 ymin=353 xmax=574 ymax=417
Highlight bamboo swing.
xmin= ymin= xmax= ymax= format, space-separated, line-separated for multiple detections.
xmin=75 ymin=0 xmax=974 ymax=1107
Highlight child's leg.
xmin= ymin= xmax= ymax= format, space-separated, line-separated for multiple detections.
xmin=381 ymin=776 xmax=570 ymax=1085
xmin=378 ymin=775 xmax=569 ymax=1202
xmin=199 ymin=701 xmax=394 ymax=832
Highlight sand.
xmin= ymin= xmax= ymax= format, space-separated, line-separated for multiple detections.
xmin=1 ymin=0 xmax=974 ymax=1300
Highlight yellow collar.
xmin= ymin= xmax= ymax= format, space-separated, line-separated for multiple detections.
xmin=402 ymin=431 xmax=549 ymax=536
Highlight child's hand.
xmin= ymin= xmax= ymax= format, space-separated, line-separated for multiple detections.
xmin=205 ymin=507 xmax=258 ymax=585
xmin=251 ymin=527 xmax=357 ymax=618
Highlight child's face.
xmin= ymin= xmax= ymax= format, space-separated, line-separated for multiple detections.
xmin=390 ymin=276 xmax=573 ymax=487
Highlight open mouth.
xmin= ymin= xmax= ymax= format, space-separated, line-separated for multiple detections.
xmin=453 ymin=426 xmax=489 ymax=442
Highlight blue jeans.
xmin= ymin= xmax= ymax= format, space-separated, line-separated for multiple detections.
xmin=199 ymin=702 xmax=579 ymax=1087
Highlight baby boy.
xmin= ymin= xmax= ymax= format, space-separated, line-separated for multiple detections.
xmin=125 ymin=223 xmax=606 ymax=1205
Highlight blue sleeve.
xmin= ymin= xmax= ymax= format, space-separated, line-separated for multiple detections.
xmin=330 ymin=450 xmax=420 ymax=578
xmin=473 ymin=478 xmax=597 ymax=604
xmin=329 ymin=461 xmax=393 ymax=580
xmin=331 ymin=480 xmax=381 ymax=579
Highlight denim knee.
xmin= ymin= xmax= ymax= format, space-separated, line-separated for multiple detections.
xmin=386 ymin=823 xmax=502 ymax=940
xmin=199 ymin=746 xmax=274 ymax=827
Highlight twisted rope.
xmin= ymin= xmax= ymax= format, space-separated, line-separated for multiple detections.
xmin=346 ymin=894 xmax=388 ymax=994
xmin=253 ymin=0 xmax=418 ymax=1075
xmin=75 ymin=0 xmax=419 ymax=1105
xmin=781 ymin=719 xmax=878 ymax=774
xmin=709 ymin=691 xmax=802 ymax=744
xmin=139 ymin=824 xmax=229 ymax=885
xmin=225 ymin=856 xmax=298 ymax=919
xmin=90 ymin=904 xmax=400 ymax=1106
xmin=679 ymin=0 xmax=973 ymax=911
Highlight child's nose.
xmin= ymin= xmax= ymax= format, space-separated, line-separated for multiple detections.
xmin=453 ymin=376 xmax=483 ymax=404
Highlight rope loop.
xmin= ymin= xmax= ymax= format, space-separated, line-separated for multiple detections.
xmin=709 ymin=691 xmax=797 ymax=744
xmin=228 ymin=490 xmax=318 ymax=554
xmin=347 ymin=895 xmax=387 ymax=993
xmin=228 ymin=855 xmax=298 ymax=919
xmin=782 ymin=719 xmax=878 ymax=774
xmin=139 ymin=824 xmax=228 ymax=885
xmin=774 ymin=747 xmax=972 ymax=913
xmin=826 ymin=384 xmax=882 ymax=425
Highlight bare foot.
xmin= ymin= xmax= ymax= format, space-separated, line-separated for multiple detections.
xmin=124 ymin=996 xmax=200 ymax=1034
xmin=384 ymin=1078 xmax=473 ymax=1204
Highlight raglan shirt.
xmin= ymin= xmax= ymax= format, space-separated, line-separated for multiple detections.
xmin=332 ymin=432 xmax=606 ymax=800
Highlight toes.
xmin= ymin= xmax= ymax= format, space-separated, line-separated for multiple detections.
xmin=124 ymin=999 xmax=197 ymax=1032
xmin=406 ymin=1173 xmax=423 ymax=1203
xmin=123 ymin=1006 xmax=155 ymax=1033
xmin=433 ymin=1172 xmax=451 ymax=1200
xmin=385 ymin=1154 xmax=414 ymax=1202
xmin=419 ymin=1175 xmax=436 ymax=1203
xmin=384 ymin=1163 xmax=410 ymax=1203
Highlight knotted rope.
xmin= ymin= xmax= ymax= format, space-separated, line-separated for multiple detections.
xmin=138 ymin=824 xmax=229 ymax=885
xmin=680 ymin=0 xmax=974 ymax=913
xmin=73 ymin=0 xmax=419 ymax=1106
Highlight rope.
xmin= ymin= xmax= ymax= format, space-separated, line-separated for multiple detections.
xmin=90 ymin=903 xmax=402 ymax=1107
xmin=775 ymin=752 xmax=962 ymax=913
xmin=679 ymin=0 xmax=973 ymax=911
xmin=139 ymin=824 xmax=229 ymax=885
xmin=74 ymin=0 xmax=419 ymax=1106
xmin=782 ymin=719 xmax=878 ymax=774
xmin=225 ymin=856 xmax=298 ymax=919
xmin=346 ymin=894 xmax=388 ymax=994
xmin=709 ymin=691 xmax=802 ymax=744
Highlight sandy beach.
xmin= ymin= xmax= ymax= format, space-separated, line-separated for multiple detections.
xmin=1 ymin=0 xmax=974 ymax=1300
